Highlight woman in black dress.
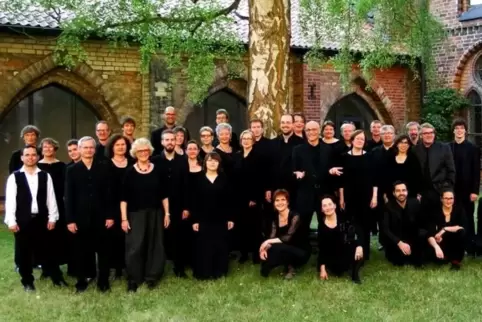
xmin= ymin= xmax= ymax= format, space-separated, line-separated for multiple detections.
xmin=199 ymin=126 xmax=215 ymax=160
xmin=191 ymin=152 xmax=234 ymax=280
xmin=38 ymin=138 xmax=69 ymax=279
xmin=233 ymin=130 xmax=264 ymax=264
xmin=339 ymin=130 xmax=378 ymax=260
xmin=321 ymin=120 xmax=342 ymax=196
xmin=428 ymin=189 xmax=466 ymax=270
xmin=173 ymin=126 xmax=188 ymax=156
xmin=318 ymin=195 xmax=363 ymax=284
xmin=384 ymin=134 xmax=422 ymax=201
xmin=120 ymin=138 xmax=170 ymax=292
xmin=259 ymin=189 xmax=309 ymax=279
xmin=105 ymin=134 xmax=134 ymax=278
xmin=214 ymin=123 xmax=236 ymax=181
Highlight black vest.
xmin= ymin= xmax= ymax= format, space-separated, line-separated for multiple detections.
xmin=14 ymin=171 xmax=48 ymax=224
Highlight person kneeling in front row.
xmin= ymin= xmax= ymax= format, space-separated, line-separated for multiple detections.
xmin=259 ymin=189 xmax=310 ymax=280
xmin=427 ymin=189 xmax=466 ymax=270
xmin=318 ymin=195 xmax=363 ymax=284
xmin=383 ymin=181 xmax=428 ymax=267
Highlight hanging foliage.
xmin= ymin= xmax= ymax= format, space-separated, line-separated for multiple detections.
xmin=299 ymin=0 xmax=445 ymax=91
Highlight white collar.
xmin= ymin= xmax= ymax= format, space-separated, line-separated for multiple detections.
xmin=19 ymin=166 xmax=41 ymax=174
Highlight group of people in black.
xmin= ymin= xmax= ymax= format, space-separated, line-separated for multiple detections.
xmin=4 ymin=105 xmax=481 ymax=293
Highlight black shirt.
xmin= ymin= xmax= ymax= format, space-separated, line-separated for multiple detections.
xmin=121 ymin=165 xmax=168 ymax=212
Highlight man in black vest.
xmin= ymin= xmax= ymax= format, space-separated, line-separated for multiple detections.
xmin=65 ymin=136 xmax=114 ymax=293
xmin=152 ymin=130 xmax=190 ymax=278
xmin=4 ymin=145 xmax=64 ymax=291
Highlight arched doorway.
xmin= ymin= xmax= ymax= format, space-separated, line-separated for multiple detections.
xmin=184 ymin=88 xmax=248 ymax=141
xmin=0 ymin=84 xmax=99 ymax=196
xmin=325 ymin=93 xmax=378 ymax=138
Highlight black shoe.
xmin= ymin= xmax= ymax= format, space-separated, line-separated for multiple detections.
xmin=75 ymin=281 xmax=88 ymax=293
xmin=252 ymin=256 xmax=261 ymax=265
xmin=97 ymin=282 xmax=110 ymax=293
xmin=174 ymin=269 xmax=188 ymax=279
xmin=23 ymin=283 xmax=36 ymax=292
xmin=52 ymin=278 xmax=69 ymax=287
xmin=127 ymin=282 xmax=138 ymax=293
xmin=450 ymin=263 xmax=461 ymax=271
xmin=115 ymin=269 xmax=123 ymax=279
xmin=146 ymin=281 xmax=157 ymax=290
xmin=351 ymin=275 xmax=362 ymax=284
xmin=238 ymin=254 xmax=249 ymax=264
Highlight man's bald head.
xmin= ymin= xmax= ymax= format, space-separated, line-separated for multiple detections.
xmin=164 ymin=106 xmax=176 ymax=126
xmin=305 ymin=121 xmax=320 ymax=130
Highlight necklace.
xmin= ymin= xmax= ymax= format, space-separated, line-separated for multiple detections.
xmin=137 ymin=162 xmax=150 ymax=172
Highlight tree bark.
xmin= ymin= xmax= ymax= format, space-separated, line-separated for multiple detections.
xmin=248 ymin=0 xmax=291 ymax=138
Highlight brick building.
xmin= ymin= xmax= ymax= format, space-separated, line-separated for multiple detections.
xmin=431 ymin=0 xmax=482 ymax=143
xmin=0 ymin=0 xmax=422 ymax=191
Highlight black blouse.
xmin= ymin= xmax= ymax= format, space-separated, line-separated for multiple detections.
xmin=38 ymin=161 xmax=66 ymax=216
xmin=120 ymin=165 xmax=168 ymax=212
xmin=429 ymin=206 xmax=467 ymax=237
xmin=385 ymin=152 xmax=422 ymax=198
xmin=269 ymin=210 xmax=302 ymax=247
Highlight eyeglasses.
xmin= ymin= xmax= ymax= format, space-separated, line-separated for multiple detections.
xmin=421 ymin=131 xmax=434 ymax=135
xmin=136 ymin=149 xmax=151 ymax=154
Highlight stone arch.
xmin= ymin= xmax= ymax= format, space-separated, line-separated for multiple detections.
xmin=452 ymin=41 xmax=482 ymax=89
xmin=320 ymin=76 xmax=394 ymax=126
xmin=0 ymin=55 xmax=121 ymax=129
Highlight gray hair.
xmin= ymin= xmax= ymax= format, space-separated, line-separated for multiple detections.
xmin=370 ymin=120 xmax=383 ymax=128
xmin=405 ymin=121 xmax=420 ymax=132
xmin=165 ymin=106 xmax=175 ymax=114
xmin=199 ymin=126 xmax=214 ymax=135
xmin=20 ymin=125 xmax=40 ymax=138
xmin=340 ymin=123 xmax=355 ymax=132
xmin=420 ymin=122 xmax=435 ymax=131
xmin=78 ymin=136 xmax=96 ymax=148
xmin=130 ymin=138 xmax=154 ymax=159
xmin=380 ymin=125 xmax=395 ymax=135
xmin=215 ymin=123 xmax=232 ymax=136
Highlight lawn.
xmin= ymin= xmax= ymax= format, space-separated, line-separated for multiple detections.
xmin=1 ymin=225 xmax=482 ymax=322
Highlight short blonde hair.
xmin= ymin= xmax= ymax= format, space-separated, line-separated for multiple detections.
xmin=130 ymin=138 xmax=154 ymax=159
xmin=239 ymin=129 xmax=254 ymax=141
xmin=39 ymin=137 xmax=59 ymax=151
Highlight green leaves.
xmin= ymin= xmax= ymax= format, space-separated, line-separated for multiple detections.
xmin=421 ymin=89 xmax=471 ymax=141
xmin=1 ymin=0 xmax=244 ymax=103
xmin=300 ymin=0 xmax=445 ymax=91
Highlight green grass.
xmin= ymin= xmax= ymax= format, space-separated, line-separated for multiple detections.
xmin=1 ymin=225 xmax=482 ymax=322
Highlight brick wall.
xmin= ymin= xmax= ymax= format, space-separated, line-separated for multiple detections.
xmin=301 ymin=64 xmax=419 ymax=130
xmin=0 ymin=34 xmax=150 ymax=136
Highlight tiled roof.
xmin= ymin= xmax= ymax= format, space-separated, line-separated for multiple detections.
xmin=0 ymin=0 xmax=342 ymax=50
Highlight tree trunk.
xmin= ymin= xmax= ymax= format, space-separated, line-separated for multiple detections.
xmin=248 ymin=0 xmax=291 ymax=138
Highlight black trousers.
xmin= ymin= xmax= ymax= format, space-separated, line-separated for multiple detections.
xmin=434 ymin=230 xmax=465 ymax=263
xmin=109 ymin=220 xmax=126 ymax=272
xmin=72 ymin=222 xmax=110 ymax=285
xmin=125 ymin=208 xmax=166 ymax=284
xmin=385 ymin=237 xmax=425 ymax=266
xmin=319 ymin=244 xmax=363 ymax=279
xmin=170 ymin=217 xmax=193 ymax=272
xmin=238 ymin=204 xmax=263 ymax=258
xmin=260 ymin=243 xmax=309 ymax=277
xmin=15 ymin=216 xmax=60 ymax=286
xmin=455 ymin=192 xmax=476 ymax=252
xmin=345 ymin=200 xmax=372 ymax=260
xmin=298 ymin=192 xmax=323 ymax=248
xmin=193 ymin=222 xmax=229 ymax=280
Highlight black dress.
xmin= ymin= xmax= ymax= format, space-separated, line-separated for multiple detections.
xmin=385 ymin=152 xmax=422 ymax=199
xmin=260 ymin=211 xmax=310 ymax=277
xmin=233 ymin=149 xmax=265 ymax=261
xmin=215 ymin=147 xmax=236 ymax=182
xmin=428 ymin=206 xmax=467 ymax=263
xmin=191 ymin=173 xmax=233 ymax=280
xmin=108 ymin=159 xmax=134 ymax=274
xmin=37 ymin=161 xmax=69 ymax=266
xmin=339 ymin=152 xmax=375 ymax=259
xmin=317 ymin=216 xmax=364 ymax=280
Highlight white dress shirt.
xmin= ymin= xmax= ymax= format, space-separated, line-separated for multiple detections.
xmin=4 ymin=166 xmax=59 ymax=228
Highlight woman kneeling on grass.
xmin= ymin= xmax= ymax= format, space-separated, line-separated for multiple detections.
xmin=259 ymin=189 xmax=310 ymax=280
xmin=427 ymin=189 xmax=466 ymax=270
xmin=318 ymin=195 xmax=363 ymax=284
